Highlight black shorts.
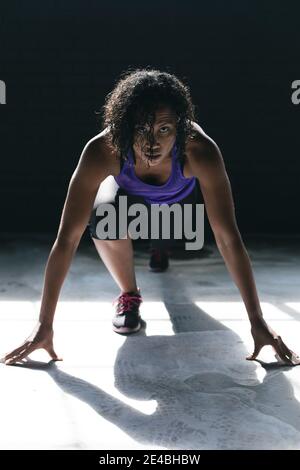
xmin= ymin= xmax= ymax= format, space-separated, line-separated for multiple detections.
xmin=87 ymin=176 xmax=203 ymax=248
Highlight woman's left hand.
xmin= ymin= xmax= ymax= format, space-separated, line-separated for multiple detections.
xmin=247 ymin=317 xmax=300 ymax=365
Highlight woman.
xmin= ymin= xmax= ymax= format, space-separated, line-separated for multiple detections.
xmin=2 ymin=68 xmax=299 ymax=365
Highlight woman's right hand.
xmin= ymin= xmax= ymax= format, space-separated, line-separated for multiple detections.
xmin=0 ymin=322 xmax=62 ymax=365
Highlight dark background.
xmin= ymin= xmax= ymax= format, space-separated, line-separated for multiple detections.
xmin=1 ymin=0 xmax=299 ymax=239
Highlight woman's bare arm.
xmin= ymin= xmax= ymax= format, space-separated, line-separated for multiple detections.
xmin=186 ymin=122 xmax=299 ymax=365
xmin=187 ymin=125 xmax=261 ymax=318
xmin=38 ymin=135 xmax=112 ymax=326
xmin=1 ymin=133 xmax=114 ymax=364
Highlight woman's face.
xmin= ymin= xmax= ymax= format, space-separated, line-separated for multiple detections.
xmin=133 ymin=106 xmax=178 ymax=167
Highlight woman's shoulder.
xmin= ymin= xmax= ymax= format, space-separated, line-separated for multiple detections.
xmin=186 ymin=121 xmax=213 ymax=149
xmin=186 ymin=121 xmax=220 ymax=161
xmin=184 ymin=121 xmax=223 ymax=178
xmin=83 ymin=127 xmax=120 ymax=177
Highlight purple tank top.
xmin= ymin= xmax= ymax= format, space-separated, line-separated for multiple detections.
xmin=114 ymin=142 xmax=196 ymax=204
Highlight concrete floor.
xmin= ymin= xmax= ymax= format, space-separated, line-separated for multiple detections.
xmin=0 ymin=234 xmax=300 ymax=450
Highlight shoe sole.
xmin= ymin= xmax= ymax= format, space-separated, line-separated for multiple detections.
xmin=149 ymin=267 xmax=169 ymax=272
xmin=112 ymin=322 xmax=142 ymax=334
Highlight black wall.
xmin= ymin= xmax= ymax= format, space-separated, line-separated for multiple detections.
xmin=1 ymin=0 xmax=300 ymax=235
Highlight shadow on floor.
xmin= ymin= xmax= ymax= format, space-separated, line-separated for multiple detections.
xmin=11 ymin=272 xmax=300 ymax=450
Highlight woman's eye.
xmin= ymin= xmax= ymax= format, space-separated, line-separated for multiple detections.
xmin=136 ymin=126 xmax=170 ymax=135
xmin=136 ymin=127 xmax=147 ymax=134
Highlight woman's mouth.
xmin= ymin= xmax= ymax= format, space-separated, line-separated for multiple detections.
xmin=144 ymin=152 xmax=161 ymax=158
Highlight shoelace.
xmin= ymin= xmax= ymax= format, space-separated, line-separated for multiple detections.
xmin=113 ymin=292 xmax=142 ymax=315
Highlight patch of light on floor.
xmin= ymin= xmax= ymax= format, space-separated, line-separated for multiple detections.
xmin=96 ymin=371 xmax=158 ymax=415
xmin=53 ymin=301 xmax=174 ymax=335
xmin=0 ymin=301 xmax=40 ymax=320
xmin=0 ymin=300 xmax=175 ymax=364
xmin=1 ymin=301 xmax=298 ymax=368
xmin=194 ymin=301 xmax=300 ymax=363
xmin=194 ymin=302 xmax=293 ymax=321
xmin=286 ymin=303 xmax=300 ymax=314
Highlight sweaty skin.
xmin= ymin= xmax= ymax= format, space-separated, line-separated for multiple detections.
xmin=1 ymin=106 xmax=299 ymax=366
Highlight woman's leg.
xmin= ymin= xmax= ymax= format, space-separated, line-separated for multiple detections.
xmin=91 ymin=235 xmax=138 ymax=294
xmin=88 ymin=177 xmax=139 ymax=293
xmin=88 ymin=179 xmax=144 ymax=334
xmin=149 ymin=181 xmax=202 ymax=269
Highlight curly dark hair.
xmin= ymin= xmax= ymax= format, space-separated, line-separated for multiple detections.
xmin=100 ymin=67 xmax=197 ymax=165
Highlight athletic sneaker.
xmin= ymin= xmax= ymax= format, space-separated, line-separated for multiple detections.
xmin=149 ymin=247 xmax=170 ymax=272
xmin=112 ymin=288 xmax=143 ymax=334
